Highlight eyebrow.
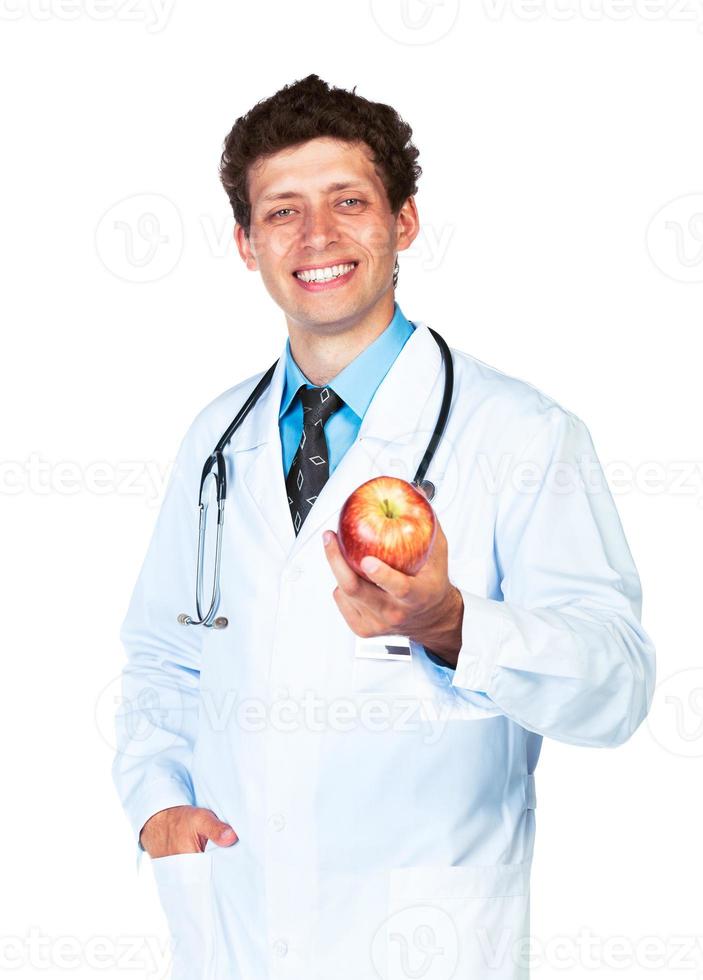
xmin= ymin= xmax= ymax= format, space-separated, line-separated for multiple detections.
xmin=259 ymin=180 xmax=372 ymax=203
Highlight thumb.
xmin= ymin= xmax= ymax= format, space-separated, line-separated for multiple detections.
xmin=197 ymin=809 xmax=238 ymax=847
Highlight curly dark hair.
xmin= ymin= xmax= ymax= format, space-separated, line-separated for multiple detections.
xmin=219 ymin=74 xmax=422 ymax=280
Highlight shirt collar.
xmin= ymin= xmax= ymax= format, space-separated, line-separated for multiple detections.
xmin=279 ymin=301 xmax=415 ymax=421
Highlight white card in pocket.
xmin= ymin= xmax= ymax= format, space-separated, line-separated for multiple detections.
xmin=354 ymin=633 xmax=412 ymax=662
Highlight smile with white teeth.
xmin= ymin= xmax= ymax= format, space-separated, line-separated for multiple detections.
xmin=295 ymin=262 xmax=357 ymax=283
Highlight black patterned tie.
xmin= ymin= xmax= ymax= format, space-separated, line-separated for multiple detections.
xmin=285 ymin=384 xmax=345 ymax=535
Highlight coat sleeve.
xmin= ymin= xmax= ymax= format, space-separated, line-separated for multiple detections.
xmin=438 ymin=406 xmax=656 ymax=747
xmin=112 ymin=423 xmax=204 ymax=854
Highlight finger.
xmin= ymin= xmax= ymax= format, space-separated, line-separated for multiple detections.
xmin=356 ymin=554 xmax=415 ymax=602
xmin=196 ymin=808 xmax=238 ymax=847
xmin=322 ymin=530 xmax=379 ymax=602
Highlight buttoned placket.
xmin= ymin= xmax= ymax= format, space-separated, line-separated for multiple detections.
xmin=263 ymin=558 xmax=320 ymax=975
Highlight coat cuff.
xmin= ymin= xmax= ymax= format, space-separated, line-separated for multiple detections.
xmin=450 ymin=590 xmax=505 ymax=694
xmin=125 ymin=775 xmax=195 ymax=854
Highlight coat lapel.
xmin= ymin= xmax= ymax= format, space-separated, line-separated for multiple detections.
xmin=235 ymin=353 xmax=297 ymax=558
xmin=239 ymin=321 xmax=444 ymax=561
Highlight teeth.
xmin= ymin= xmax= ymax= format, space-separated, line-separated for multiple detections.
xmin=295 ymin=262 xmax=356 ymax=283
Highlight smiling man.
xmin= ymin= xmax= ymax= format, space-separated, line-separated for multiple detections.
xmin=113 ymin=74 xmax=656 ymax=980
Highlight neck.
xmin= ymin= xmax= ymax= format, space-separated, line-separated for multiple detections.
xmin=286 ymin=295 xmax=396 ymax=386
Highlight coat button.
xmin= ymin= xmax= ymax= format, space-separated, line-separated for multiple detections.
xmin=269 ymin=813 xmax=286 ymax=832
xmin=285 ymin=566 xmax=303 ymax=582
xmin=272 ymin=939 xmax=288 ymax=958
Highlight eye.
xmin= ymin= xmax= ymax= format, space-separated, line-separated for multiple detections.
xmin=270 ymin=208 xmax=295 ymax=220
xmin=339 ymin=198 xmax=365 ymax=208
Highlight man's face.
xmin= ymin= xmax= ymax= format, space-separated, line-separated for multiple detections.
xmin=235 ymin=137 xmax=419 ymax=333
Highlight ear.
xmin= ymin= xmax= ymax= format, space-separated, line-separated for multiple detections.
xmin=395 ymin=195 xmax=421 ymax=254
xmin=234 ymin=223 xmax=258 ymax=271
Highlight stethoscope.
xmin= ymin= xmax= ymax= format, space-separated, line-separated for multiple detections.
xmin=178 ymin=327 xmax=454 ymax=629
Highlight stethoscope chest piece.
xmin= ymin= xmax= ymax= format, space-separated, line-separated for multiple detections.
xmin=415 ymin=479 xmax=436 ymax=502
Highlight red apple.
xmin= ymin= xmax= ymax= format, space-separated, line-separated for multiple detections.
xmin=337 ymin=476 xmax=437 ymax=581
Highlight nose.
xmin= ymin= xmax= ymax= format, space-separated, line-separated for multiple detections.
xmin=299 ymin=203 xmax=340 ymax=251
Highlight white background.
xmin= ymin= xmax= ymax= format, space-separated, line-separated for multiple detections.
xmin=1 ymin=0 xmax=701 ymax=976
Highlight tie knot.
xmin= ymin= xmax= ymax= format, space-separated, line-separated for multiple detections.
xmin=299 ymin=385 xmax=344 ymax=426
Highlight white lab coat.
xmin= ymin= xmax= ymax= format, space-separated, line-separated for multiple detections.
xmin=113 ymin=321 xmax=655 ymax=980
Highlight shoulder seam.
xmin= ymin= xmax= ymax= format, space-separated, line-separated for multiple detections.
xmin=449 ymin=344 xmax=580 ymax=419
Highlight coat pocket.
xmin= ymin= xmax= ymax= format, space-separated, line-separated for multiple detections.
xmin=380 ymin=863 xmax=531 ymax=980
xmin=150 ymin=850 xmax=215 ymax=980
xmin=351 ymin=654 xmax=417 ymax=696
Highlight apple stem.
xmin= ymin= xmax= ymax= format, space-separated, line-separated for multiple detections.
xmin=382 ymin=498 xmax=395 ymax=518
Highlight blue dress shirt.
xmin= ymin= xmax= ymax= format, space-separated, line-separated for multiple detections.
xmin=278 ymin=301 xmax=415 ymax=477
